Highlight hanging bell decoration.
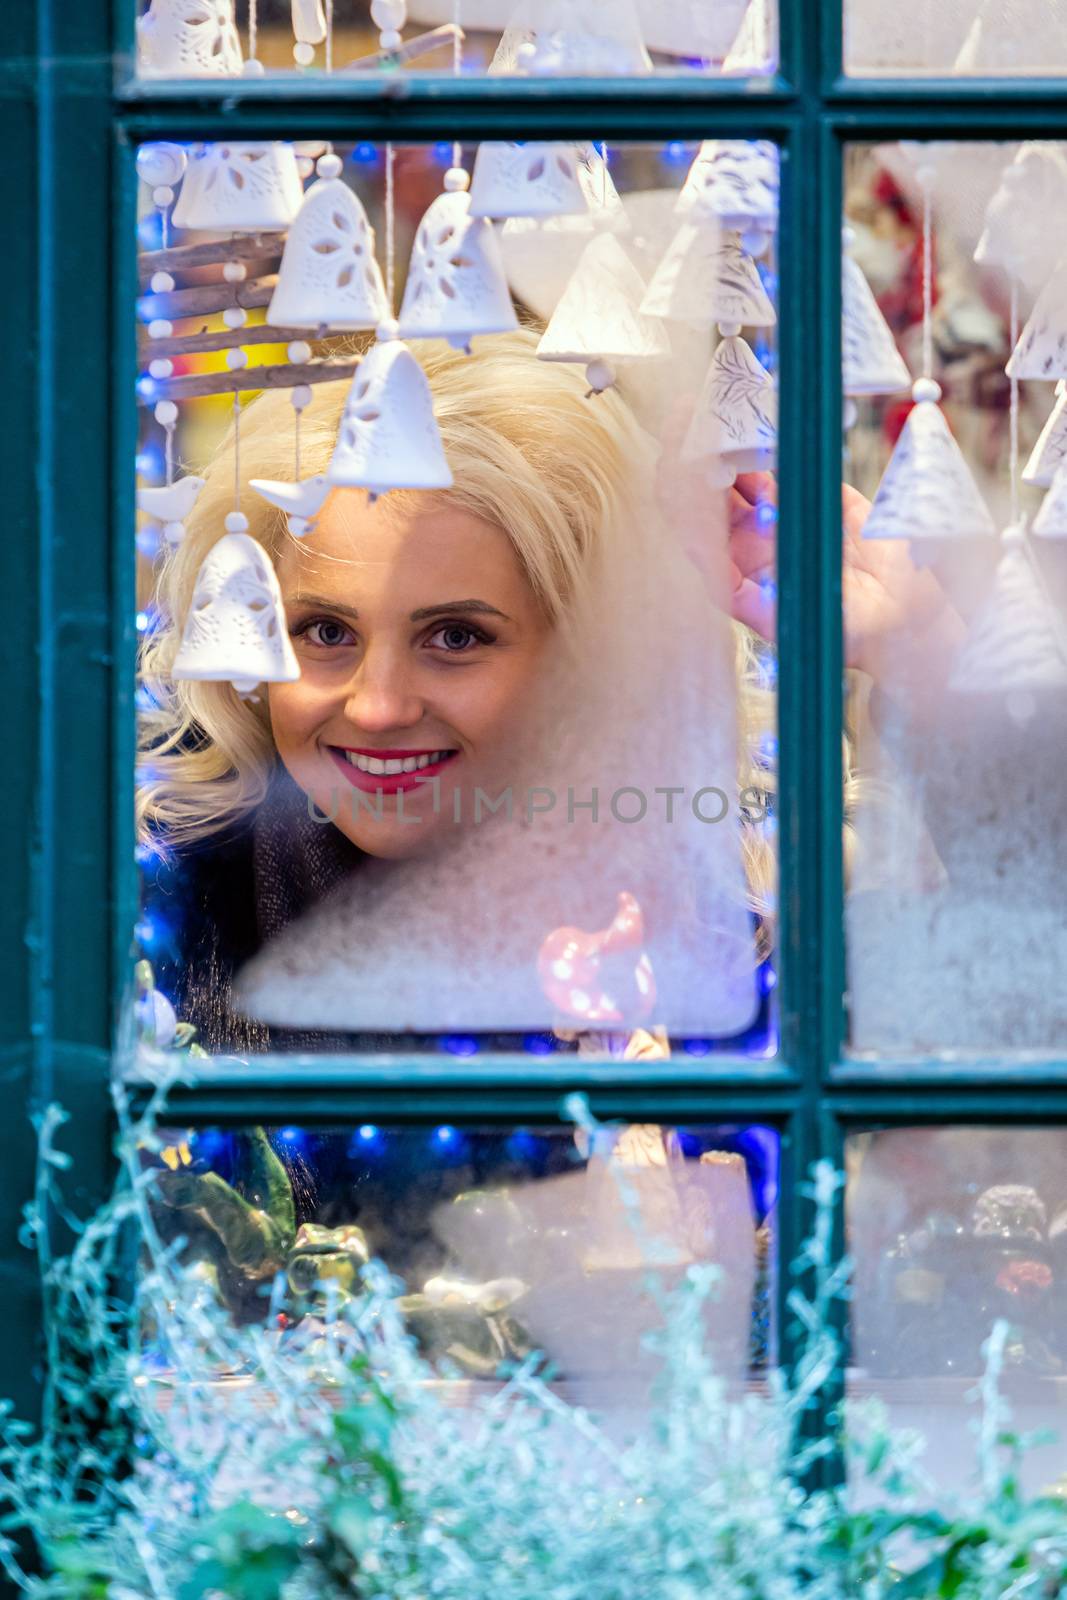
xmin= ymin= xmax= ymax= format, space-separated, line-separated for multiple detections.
xmin=469 ymin=141 xmax=590 ymax=221
xmin=536 ymin=233 xmax=670 ymax=395
xmin=172 ymin=532 xmax=300 ymax=696
xmin=842 ymin=246 xmax=911 ymax=397
xmin=137 ymin=0 xmax=243 ymax=76
xmin=675 ymin=140 xmax=779 ymax=257
xmin=398 ymin=186 xmax=519 ymax=352
xmin=949 ymin=525 xmax=1067 ymax=713
xmin=492 ymin=0 xmax=651 ymax=74
xmin=268 ymin=174 xmax=389 ymax=332
xmin=1024 ymin=383 xmax=1067 ymax=488
xmin=640 ymin=226 xmax=776 ymax=329
xmin=1006 ymin=263 xmax=1067 ymax=382
xmin=974 ymin=143 xmax=1067 ymax=292
xmin=172 ymin=142 xmax=305 ymax=234
xmin=722 ymin=0 xmax=777 ymax=74
xmin=327 ymin=338 xmax=454 ymax=500
xmin=497 ymin=144 xmax=627 ymax=322
xmin=861 ymin=380 xmax=996 ymax=550
xmin=1032 ymin=457 xmax=1067 ymax=539
xmin=681 ymin=335 xmax=777 ymax=487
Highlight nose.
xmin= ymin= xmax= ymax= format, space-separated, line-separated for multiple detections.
xmin=341 ymin=641 xmax=425 ymax=735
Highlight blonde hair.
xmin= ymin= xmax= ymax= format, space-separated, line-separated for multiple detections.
xmin=139 ymin=330 xmax=779 ymax=921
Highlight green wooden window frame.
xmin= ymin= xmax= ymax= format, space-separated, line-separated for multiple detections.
xmin=4 ymin=0 xmax=1067 ymax=1449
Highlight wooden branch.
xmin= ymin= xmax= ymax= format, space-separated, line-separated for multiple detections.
xmin=139 ymin=322 xmax=333 ymax=358
xmin=138 ymin=277 xmax=278 ymax=323
xmin=142 ymin=360 xmax=359 ymax=402
xmin=138 ymin=232 xmax=288 ymax=284
xmin=343 ymin=23 xmax=462 ymax=71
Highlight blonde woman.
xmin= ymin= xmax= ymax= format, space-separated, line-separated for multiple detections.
xmin=139 ymin=331 xmax=957 ymax=1054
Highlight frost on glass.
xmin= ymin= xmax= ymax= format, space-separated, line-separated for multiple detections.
xmin=135 ymin=0 xmax=778 ymax=78
xmin=133 ymin=141 xmax=780 ymax=1061
xmin=842 ymin=141 xmax=1067 ymax=1057
xmin=845 ymin=0 xmax=1067 ymax=76
xmin=146 ymin=1121 xmax=777 ymax=1403
xmin=848 ymin=1127 xmax=1067 ymax=1495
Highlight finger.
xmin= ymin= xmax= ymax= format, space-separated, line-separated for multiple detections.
xmin=729 ymin=524 xmax=778 ymax=579
xmin=733 ymin=471 xmax=778 ymax=509
xmin=730 ymin=575 xmax=777 ymax=642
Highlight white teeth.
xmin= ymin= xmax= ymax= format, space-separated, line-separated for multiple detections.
xmin=401 ymin=757 xmax=417 ymax=773
xmin=342 ymin=749 xmax=453 ymax=775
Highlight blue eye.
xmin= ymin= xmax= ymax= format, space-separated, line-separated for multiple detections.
xmin=428 ymin=623 xmax=491 ymax=653
xmin=301 ymin=618 xmax=353 ymax=648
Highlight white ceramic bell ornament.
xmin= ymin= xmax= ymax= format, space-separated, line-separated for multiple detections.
xmin=1024 ymin=385 xmax=1067 ymax=489
xmin=172 ymin=142 xmax=304 ymax=234
xmin=469 ymin=142 xmax=589 ymax=221
xmin=675 ymin=140 xmax=779 ymax=257
xmin=722 ymin=0 xmax=777 ymax=74
xmin=398 ymin=188 xmax=518 ymax=351
xmin=1006 ymin=264 xmax=1067 ymax=382
xmin=536 ymin=233 xmax=669 ymax=395
xmin=493 ymin=0 xmax=651 ymax=74
xmin=137 ymin=0 xmax=243 ymax=76
xmin=842 ymin=246 xmax=911 ymax=397
xmin=681 ymin=335 xmax=777 ymax=487
xmin=496 ymin=144 xmax=627 ymax=321
xmin=861 ymin=380 xmax=996 ymax=551
xmin=328 ymin=339 xmax=454 ymax=500
xmin=268 ymin=176 xmax=389 ymax=332
xmin=1032 ymin=457 xmax=1067 ymax=539
xmin=172 ymin=532 xmax=300 ymax=695
xmin=974 ymin=144 xmax=1067 ymax=292
xmin=949 ymin=525 xmax=1067 ymax=715
xmin=640 ymin=226 xmax=776 ymax=330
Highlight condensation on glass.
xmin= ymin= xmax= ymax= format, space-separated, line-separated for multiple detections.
xmin=847 ymin=1127 xmax=1067 ymax=1495
xmin=145 ymin=1121 xmax=778 ymax=1402
xmin=844 ymin=0 xmax=1067 ymax=76
xmin=841 ymin=140 xmax=1067 ymax=1059
xmin=134 ymin=0 xmax=778 ymax=80
xmin=130 ymin=137 xmax=781 ymax=1065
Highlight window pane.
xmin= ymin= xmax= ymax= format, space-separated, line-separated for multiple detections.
xmin=842 ymin=140 xmax=1067 ymax=1059
xmin=848 ymin=1126 xmax=1067 ymax=1493
xmin=134 ymin=0 xmax=778 ymax=79
xmin=132 ymin=138 xmax=780 ymax=1064
xmin=844 ymin=1 xmax=1067 ymax=76
xmin=145 ymin=1120 xmax=778 ymax=1406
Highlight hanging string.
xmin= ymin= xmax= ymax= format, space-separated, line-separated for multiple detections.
xmin=385 ymin=141 xmax=397 ymax=311
xmin=232 ymin=395 xmax=242 ymax=514
xmin=325 ymin=0 xmax=333 ymax=71
xmin=1009 ymin=276 xmax=1020 ymax=529
xmin=599 ymin=140 xmax=609 ymax=208
xmin=160 ymin=205 xmax=169 ymax=251
xmin=920 ymin=167 xmax=934 ymax=382
xmin=164 ymin=421 xmax=175 ymax=488
xmin=294 ymin=409 xmax=301 ymax=480
xmin=248 ymin=0 xmax=258 ymax=63
xmin=452 ymin=0 xmax=463 ymax=171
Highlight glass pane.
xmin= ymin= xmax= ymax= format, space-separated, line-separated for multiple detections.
xmin=145 ymin=1120 xmax=778 ymax=1409
xmin=848 ymin=1126 xmax=1067 ymax=1494
xmin=134 ymin=0 xmax=778 ymax=79
xmin=844 ymin=0 xmax=1067 ymax=76
xmin=842 ymin=140 xmax=1067 ymax=1059
xmin=131 ymin=138 xmax=780 ymax=1065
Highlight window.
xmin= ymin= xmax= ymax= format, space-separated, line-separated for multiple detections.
xmin=4 ymin=0 xmax=1067 ymax=1487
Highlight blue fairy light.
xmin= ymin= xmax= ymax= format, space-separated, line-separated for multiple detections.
xmin=523 ymin=1033 xmax=554 ymax=1055
xmin=756 ymin=501 xmax=777 ymax=529
xmin=760 ymin=733 xmax=779 ymax=762
xmin=357 ymin=1124 xmax=380 ymax=1143
xmin=759 ymin=576 xmax=778 ymax=602
xmin=136 ymin=444 xmax=164 ymax=479
xmin=683 ymin=1038 xmax=712 ymax=1057
xmin=136 ymin=376 xmax=157 ymax=402
xmin=134 ymin=915 xmax=158 ymax=946
xmin=758 ymin=267 xmax=778 ymax=297
xmin=433 ymin=141 xmax=452 ymax=165
xmin=136 ymin=611 xmax=150 ymax=633
xmin=138 ymin=215 xmax=163 ymax=249
xmin=761 ymin=963 xmax=778 ymax=993
xmin=277 ymin=1127 xmax=304 ymax=1146
xmin=662 ymin=141 xmax=689 ymax=165
xmin=440 ymin=1034 xmax=479 ymax=1057
xmin=505 ymin=1129 xmax=540 ymax=1161
xmin=434 ymin=1125 xmax=457 ymax=1146
xmin=353 ymin=142 xmax=378 ymax=164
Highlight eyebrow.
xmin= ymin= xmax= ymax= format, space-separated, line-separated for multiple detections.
xmin=288 ymin=593 xmax=512 ymax=623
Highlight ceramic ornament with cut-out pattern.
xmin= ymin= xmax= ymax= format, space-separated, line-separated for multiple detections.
xmin=640 ymin=226 xmax=776 ymax=330
xmin=675 ymin=140 xmax=779 ymax=257
xmin=974 ymin=143 xmax=1067 ymax=292
xmin=1024 ymin=382 xmax=1067 ymax=488
xmin=1031 ymin=455 xmax=1067 ymax=539
xmin=1006 ymin=264 xmax=1067 ymax=381
xmin=399 ymin=186 xmax=518 ymax=351
xmin=468 ymin=141 xmax=590 ymax=220
xmin=491 ymin=0 xmax=651 ymax=74
xmin=861 ymin=382 xmax=996 ymax=552
xmin=172 ymin=532 xmax=300 ymax=695
xmin=137 ymin=0 xmax=243 ymax=76
xmin=327 ymin=338 xmax=453 ymax=500
xmin=722 ymin=0 xmax=777 ymax=74
xmin=268 ymin=170 xmax=389 ymax=332
xmin=497 ymin=144 xmax=628 ymax=322
xmin=536 ymin=233 xmax=669 ymax=395
xmin=842 ymin=247 xmax=910 ymax=397
xmin=681 ymin=335 xmax=777 ymax=488
xmin=172 ymin=142 xmax=304 ymax=233
xmin=949 ymin=526 xmax=1067 ymax=712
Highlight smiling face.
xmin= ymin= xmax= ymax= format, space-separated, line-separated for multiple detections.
xmin=269 ymin=490 xmax=552 ymax=859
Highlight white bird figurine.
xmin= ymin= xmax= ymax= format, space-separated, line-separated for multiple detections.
xmin=136 ymin=475 xmax=206 ymax=523
xmin=250 ymin=474 xmax=331 ymax=538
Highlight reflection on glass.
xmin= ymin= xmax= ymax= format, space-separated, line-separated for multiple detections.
xmin=132 ymin=140 xmax=780 ymax=1061
xmin=146 ymin=1122 xmax=777 ymax=1392
xmin=844 ymin=0 xmax=1067 ymax=76
xmin=135 ymin=0 xmax=778 ymax=79
xmin=842 ymin=141 xmax=1067 ymax=1057
xmin=848 ymin=1127 xmax=1067 ymax=1493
